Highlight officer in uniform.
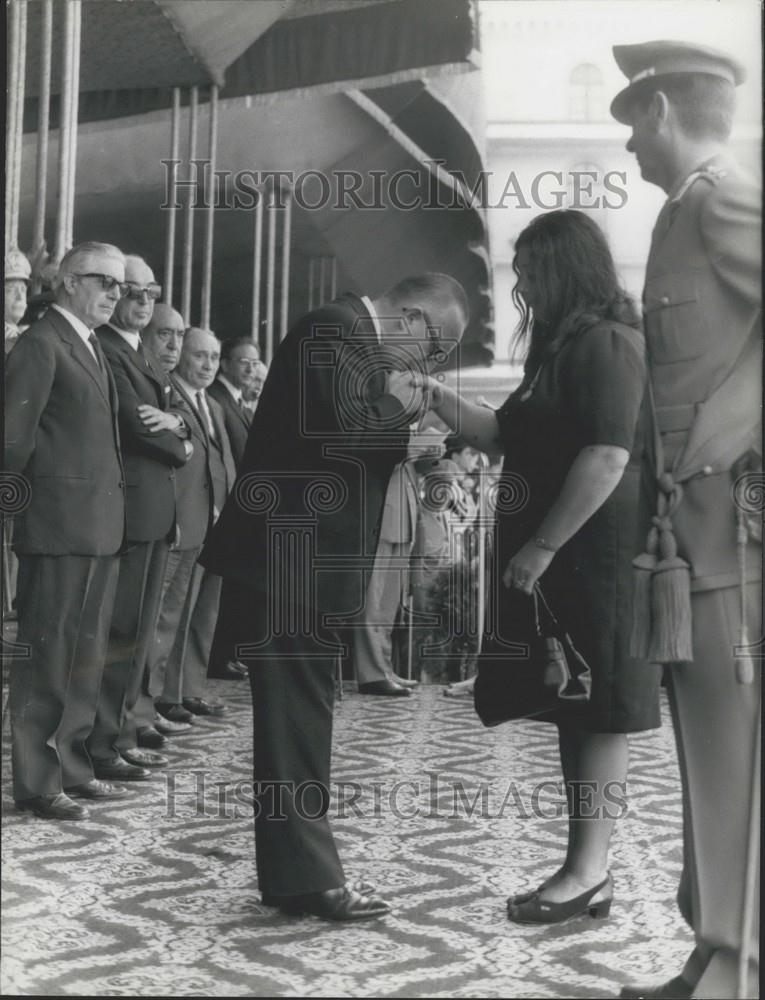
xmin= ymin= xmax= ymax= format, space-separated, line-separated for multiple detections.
xmin=611 ymin=41 xmax=761 ymax=1000
xmin=4 ymin=246 xmax=31 ymax=354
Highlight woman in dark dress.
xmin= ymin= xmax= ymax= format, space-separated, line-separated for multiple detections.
xmin=424 ymin=210 xmax=661 ymax=924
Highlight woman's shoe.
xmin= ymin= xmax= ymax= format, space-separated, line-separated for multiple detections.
xmin=507 ymin=873 xmax=613 ymax=925
xmin=507 ymin=876 xmax=554 ymax=907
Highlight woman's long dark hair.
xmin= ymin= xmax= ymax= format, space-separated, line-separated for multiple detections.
xmin=511 ymin=210 xmax=640 ymax=384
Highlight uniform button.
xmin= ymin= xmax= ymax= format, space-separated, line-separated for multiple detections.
xmin=660 ymin=296 xmax=670 ymax=306
xmin=118 ymin=481 xmax=125 ymax=488
xmin=702 ymin=465 xmax=713 ymax=475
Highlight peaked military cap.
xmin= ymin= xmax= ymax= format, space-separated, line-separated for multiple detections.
xmin=610 ymin=39 xmax=746 ymax=123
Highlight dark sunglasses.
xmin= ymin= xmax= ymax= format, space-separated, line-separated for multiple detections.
xmin=72 ymin=272 xmax=127 ymax=295
xmin=123 ymin=281 xmax=163 ymax=301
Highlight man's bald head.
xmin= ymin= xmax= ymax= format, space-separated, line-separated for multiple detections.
xmin=142 ymin=303 xmax=185 ymax=372
xmin=177 ymin=327 xmax=221 ymax=389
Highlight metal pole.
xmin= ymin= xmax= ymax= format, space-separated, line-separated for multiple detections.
xmin=251 ymin=185 xmax=263 ymax=342
xmin=65 ymin=0 xmax=81 ymax=250
xmin=475 ymin=454 xmax=489 ymax=657
xmin=278 ymin=185 xmax=292 ymax=342
xmin=308 ymin=257 xmax=315 ymax=312
xmin=5 ymin=0 xmax=22 ymax=244
xmin=330 ymin=256 xmax=337 ymax=299
xmin=200 ymin=85 xmax=218 ymax=329
xmin=181 ymin=85 xmax=198 ymax=325
xmin=319 ymin=256 xmax=326 ymax=306
xmin=32 ymin=0 xmax=53 ymax=262
xmin=54 ymin=0 xmax=75 ymax=264
xmin=265 ymin=182 xmax=277 ymax=364
xmin=163 ymin=87 xmax=181 ymax=306
xmin=9 ymin=0 xmax=28 ymax=249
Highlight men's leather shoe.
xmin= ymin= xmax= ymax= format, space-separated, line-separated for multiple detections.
xmin=93 ymin=756 xmax=151 ymax=782
xmin=123 ymin=748 xmax=169 ymax=768
xmin=261 ymin=880 xmax=376 ymax=908
xmin=64 ymin=779 xmax=128 ymax=800
xmin=208 ymin=660 xmax=248 ymax=680
xmin=16 ymin=793 xmax=89 ymax=820
xmin=396 ymin=677 xmax=419 ymax=689
xmin=136 ymin=726 xmax=168 ymax=750
xmin=358 ymin=680 xmax=411 ymax=697
xmin=182 ymin=697 xmax=227 ymax=717
xmin=619 ymin=976 xmax=694 ymax=999
xmin=156 ymin=701 xmax=194 ymax=724
xmin=153 ymin=713 xmax=192 ymax=735
xmin=268 ymin=886 xmax=390 ymax=921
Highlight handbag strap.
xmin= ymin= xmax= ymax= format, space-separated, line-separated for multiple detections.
xmin=533 ymin=584 xmax=560 ymax=632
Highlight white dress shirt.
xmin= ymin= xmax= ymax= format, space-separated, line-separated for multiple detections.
xmin=216 ymin=374 xmax=243 ymax=404
xmin=51 ymin=304 xmax=99 ymax=362
xmin=175 ymin=376 xmax=217 ymax=440
xmin=107 ymin=323 xmax=141 ymax=352
xmin=360 ymin=295 xmax=382 ymax=344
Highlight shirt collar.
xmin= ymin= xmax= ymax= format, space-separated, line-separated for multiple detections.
xmin=51 ymin=303 xmax=93 ymax=345
xmin=216 ymin=374 xmax=243 ymax=402
xmin=360 ymin=295 xmax=382 ymax=344
xmin=175 ymin=374 xmax=207 ymax=405
xmin=107 ymin=322 xmax=141 ymax=352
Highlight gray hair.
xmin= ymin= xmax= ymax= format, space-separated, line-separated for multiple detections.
xmin=55 ymin=242 xmax=125 ymax=289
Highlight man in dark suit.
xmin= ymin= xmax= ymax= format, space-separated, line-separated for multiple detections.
xmin=148 ymin=327 xmax=236 ymax=722
xmin=5 ymin=241 xmax=129 ymax=820
xmin=201 ymin=274 xmax=468 ymax=920
xmin=207 ymin=336 xmax=260 ymax=468
xmin=86 ymin=255 xmax=192 ymax=781
xmin=611 ymin=42 xmax=761 ymax=1000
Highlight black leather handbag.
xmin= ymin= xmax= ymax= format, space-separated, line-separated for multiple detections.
xmin=474 ymin=584 xmax=592 ymax=727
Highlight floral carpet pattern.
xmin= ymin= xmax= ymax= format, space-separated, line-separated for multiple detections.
xmin=2 ymin=676 xmax=692 ymax=997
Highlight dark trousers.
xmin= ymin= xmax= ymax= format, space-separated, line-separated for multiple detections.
xmin=10 ymin=552 xmax=119 ymax=800
xmin=183 ymin=570 xmax=222 ymax=699
xmin=218 ymin=579 xmax=345 ymax=897
xmin=87 ymin=539 xmax=168 ymax=762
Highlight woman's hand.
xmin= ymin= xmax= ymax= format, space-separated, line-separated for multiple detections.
xmin=502 ymin=540 xmax=555 ymax=595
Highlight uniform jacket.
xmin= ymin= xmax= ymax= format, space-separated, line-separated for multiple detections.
xmin=643 ymin=153 xmax=762 ymax=590
xmin=170 ymin=378 xmax=236 ymax=550
xmin=5 ymin=307 xmax=126 ymax=556
xmin=96 ymin=325 xmax=188 ymax=543
xmin=200 ymin=293 xmax=412 ymax=617
xmin=207 ymin=378 xmax=251 ymax=468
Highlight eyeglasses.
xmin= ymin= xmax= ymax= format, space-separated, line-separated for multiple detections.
xmin=72 ymin=272 xmax=128 ymax=295
xmin=231 ymin=358 xmax=261 ymax=369
xmin=123 ymin=281 xmax=163 ymax=301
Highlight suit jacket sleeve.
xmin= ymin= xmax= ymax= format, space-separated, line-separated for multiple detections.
xmin=4 ymin=327 xmax=57 ymax=473
xmin=700 ymin=175 xmax=762 ymax=308
xmin=108 ymin=354 xmax=189 ymax=467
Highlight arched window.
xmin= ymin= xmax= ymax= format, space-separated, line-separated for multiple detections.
xmin=569 ymin=63 xmax=604 ymax=121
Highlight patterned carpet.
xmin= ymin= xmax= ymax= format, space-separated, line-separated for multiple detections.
xmin=1 ymin=673 xmax=693 ymax=998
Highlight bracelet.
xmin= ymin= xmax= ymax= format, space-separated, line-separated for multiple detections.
xmin=533 ymin=536 xmax=559 ymax=553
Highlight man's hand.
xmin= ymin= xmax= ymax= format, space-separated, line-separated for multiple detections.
xmin=137 ymin=405 xmax=183 ymax=434
xmin=385 ymin=371 xmax=427 ymax=419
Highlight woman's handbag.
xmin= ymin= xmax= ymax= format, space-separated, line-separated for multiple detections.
xmin=473 ymin=584 xmax=592 ymax=727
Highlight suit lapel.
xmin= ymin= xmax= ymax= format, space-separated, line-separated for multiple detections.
xmin=98 ymin=326 xmax=168 ymax=404
xmin=48 ymin=308 xmax=111 ymax=407
xmin=171 ymin=376 xmax=210 ymax=451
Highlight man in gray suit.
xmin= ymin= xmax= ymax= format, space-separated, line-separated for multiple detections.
xmin=611 ymin=41 xmax=761 ymax=1000
xmin=5 ymin=242 xmax=128 ymax=819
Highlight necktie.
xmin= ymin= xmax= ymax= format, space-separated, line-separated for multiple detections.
xmin=196 ymin=390 xmax=216 ymax=440
xmin=88 ymin=333 xmax=103 ymax=371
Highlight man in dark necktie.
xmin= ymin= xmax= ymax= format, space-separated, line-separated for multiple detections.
xmin=87 ymin=255 xmax=192 ymax=780
xmin=208 ymin=336 xmax=261 ymax=469
xmin=5 ymin=241 xmax=128 ymax=819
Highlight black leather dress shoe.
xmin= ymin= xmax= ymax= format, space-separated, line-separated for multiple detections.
xmin=268 ymin=886 xmax=390 ymax=921
xmin=123 ymin=747 xmax=169 ymax=768
xmin=156 ymin=701 xmax=194 ymax=724
xmin=16 ymin=792 xmax=89 ymax=820
xmin=182 ymin=697 xmax=227 ymax=717
xmin=136 ymin=726 xmax=168 ymax=750
xmin=93 ymin=757 xmax=151 ymax=782
xmin=208 ymin=660 xmax=248 ymax=680
xmin=64 ymin=779 xmax=128 ymax=800
xmin=261 ymin=880 xmax=376 ymax=908
xmin=619 ymin=976 xmax=694 ymax=999
xmin=358 ymin=680 xmax=411 ymax=697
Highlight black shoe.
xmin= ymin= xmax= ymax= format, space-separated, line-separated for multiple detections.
xmin=261 ymin=880 xmax=376 ymax=908
xmin=123 ymin=748 xmax=169 ymax=769
xmin=396 ymin=677 xmax=419 ymax=688
xmin=137 ymin=726 xmax=168 ymax=750
xmin=208 ymin=660 xmax=248 ymax=681
xmin=507 ymin=874 xmax=613 ymax=925
xmin=182 ymin=697 xmax=227 ymax=717
xmin=16 ymin=792 xmax=89 ymax=820
xmin=64 ymin=779 xmax=128 ymax=800
xmin=93 ymin=756 xmax=151 ymax=782
xmin=619 ymin=976 xmax=694 ymax=999
xmin=156 ymin=701 xmax=194 ymax=724
xmin=358 ymin=680 xmax=411 ymax=697
xmin=268 ymin=886 xmax=390 ymax=921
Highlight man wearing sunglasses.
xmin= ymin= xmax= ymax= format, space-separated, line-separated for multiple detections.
xmin=5 ymin=241 xmax=129 ymax=820
xmin=200 ymin=272 xmax=467 ymax=921
xmin=87 ymin=255 xmax=193 ymax=784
